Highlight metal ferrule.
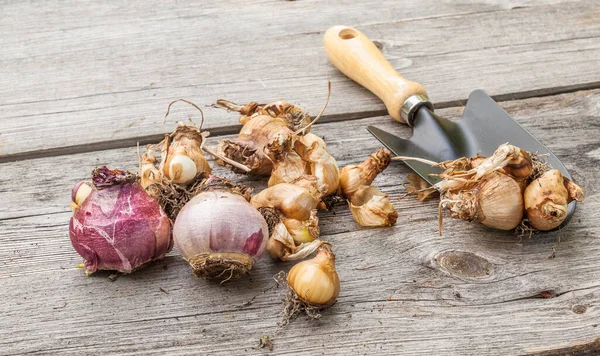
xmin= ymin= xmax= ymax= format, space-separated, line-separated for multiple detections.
xmin=401 ymin=94 xmax=434 ymax=126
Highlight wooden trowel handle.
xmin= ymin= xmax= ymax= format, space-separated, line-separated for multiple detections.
xmin=324 ymin=25 xmax=428 ymax=124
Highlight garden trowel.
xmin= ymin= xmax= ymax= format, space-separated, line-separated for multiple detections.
xmin=323 ymin=25 xmax=576 ymax=226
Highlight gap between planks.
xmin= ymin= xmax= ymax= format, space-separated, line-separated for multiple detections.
xmin=2 ymin=81 xmax=600 ymax=164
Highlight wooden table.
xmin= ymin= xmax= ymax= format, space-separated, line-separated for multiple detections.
xmin=2 ymin=1 xmax=599 ymax=355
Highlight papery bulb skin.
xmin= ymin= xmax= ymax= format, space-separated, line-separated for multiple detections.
xmin=524 ymin=169 xmax=584 ymax=231
xmin=267 ymin=236 xmax=287 ymax=260
xmin=139 ymin=146 xmax=163 ymax=189
xmin=442 ymin=172 xmax=523 ymax=230
xmin=476 ymin=173 xmax=524 ymax=230
xmin=338 ymin=148 xmax=392 ymax=199
xmin=349 ymin=185 xmax=398 ymax=227
xmin=501 ymin=148 xmax=533 ymax=193
xmin=565 ymin=178 xmax=585 ymax=202
xmin=216 ymin=115 xmax=293 ymax=175
xmin=282 ymin=213 xmax=319 ymax=245
xmin=168 ymin=153 xmax=198 ymax=184
xmin=70 ymin=181 xmax=92 ymax=212
xmin=212 ymin=99 xmax=315 ymax=176
xmin=161 ymin=123 xmax=211 ymax=184
xmin=258 ymin=100 xmax=311 ymax=132
xmin=294 ymin=133 xmax=340 ymax=196
xmin=140 ymin=122 xmax=215 ymax=221
xmin=173 ymin=177 xmax=268 ymax=281
xmin=287 ymin=244 xmax=340 ymax=307
xmin=69 ymin=167 xmax=172 ymax=275
xmin=251 ymin=178 xmax=326 ymax=262
xmin=467 ymin=144 xmax=531 ymax=181
xmin=268 ymin=150 xmax=308 ymax=187
xmin=216 ymin=99 xmax=311 ymax=132
xmin=502 ymin=148 xmax=532 ymax=180
xmin=251 ymin=182 xmax=321 ymax=221
xmin=469 ymin=155 xmax=487 ymax=168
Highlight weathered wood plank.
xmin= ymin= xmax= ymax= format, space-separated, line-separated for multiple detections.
xmin=1 ymin=89 xmax=598 ymax=221
xmin=1 ymin=214 xmax=599 ymax=356
xmin=1 ymin=0 xmax=600 ymax=160
xmin=1 ymin=90 xmax=599 ymax=354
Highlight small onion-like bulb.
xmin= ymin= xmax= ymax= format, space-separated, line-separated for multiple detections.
xmin=287 ymin=244 xmax=340 ymax=307
xmin=349 ymin=185 xmax=398 ymax=226
xmin=161 ymin=123 xmax=212 ymax=184
xmin=139 ymin=147 xmax=163 ymax=189
xmin=216 ymin=115 xmax=293 ymax=175
xmin=174 ymin=179 xmax=269 ymax=281
xmin=338 ymin=148 xmax=391 ymax=199
xmin=282 ymin=214 xmax=319 ymax=245
xmin=70 ymin=181 xmax=92 ymax=212
xmin=267 ymin=235 xmax=287 ymax=260
xmin=294 ymin=133 xmax=340 ymax=197
xmin=167 ymin=151 xmax=198 ymax=184
xmin=251 ymin=182 xmax=320 ymax=221
xmin=442 ymin=172 xmax=524 ymax=230
xmin=524 ymin=169 xmax=584 ymax=231
xmin=69 ymin=167 xmax=172 ymax=275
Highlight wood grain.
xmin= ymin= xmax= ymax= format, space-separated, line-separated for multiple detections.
xmin=2 ymin=89 xmax=598 ymax=221
xmin=1 ymin=0 xmax=600 ymax=161
xmin=1 ymin=90 xmax=599 ymax=355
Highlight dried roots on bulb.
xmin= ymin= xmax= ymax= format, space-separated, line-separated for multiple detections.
xmin=139 ymin=122 xmax=212 ymax=220
xmin=211 ymin=82 xmax=332 ymax=176
xmin=144 ymin=176 xmax=206 ymax=221
xmin=145 ymin=173 xmax=252 ymax=222
xmin=395 ymin=143 xmax=575 ymax=233
xmin=528 ymin=152 xmax=552 ymax=181
xmin=139 ymin=100 xmax=251 ymax=220
xmin=213 ymin=114 xmax=295 ymax=175
xmin=215 ymin=99 xmax=312 ymax=132
xmin=442 ymin=144 xmax=531 ymax=181
xmin=405 ymin=172 xmax=438 ymax=201
xmin=173 ymin=176 xmax=266 ymax=282
xmin=432 ymin=144 xmax=541 ymax=193
xmin=440 ymin=172 xmax=524 ymax=231
xmin=279 ymin=243 xmax=340 ymax=326
xmin=211 ymin=100 xmax=309 ymax=175
xmin=252 ymin=176 xmax=326 ymax=261
xmin=524 ymin=169 xmax=584 ymax=231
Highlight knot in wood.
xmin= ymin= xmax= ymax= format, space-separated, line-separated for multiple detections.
xmin=572 ymin=304 xmax=587 ymax=314
xmin=436 ymin=251 xmax=490 ymax=278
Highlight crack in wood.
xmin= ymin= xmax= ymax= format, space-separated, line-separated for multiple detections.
xmin=3 ymin=84 xmax=600 ymax=164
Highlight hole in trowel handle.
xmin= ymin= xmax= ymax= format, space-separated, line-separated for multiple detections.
xmin=339 ymin=28 xmax=358 ymax=40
